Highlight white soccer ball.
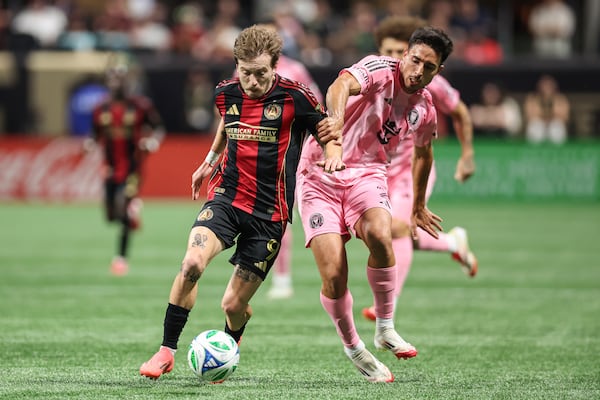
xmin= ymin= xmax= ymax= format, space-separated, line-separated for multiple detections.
xmin=187 ymin=329 xmax=240 ymax=383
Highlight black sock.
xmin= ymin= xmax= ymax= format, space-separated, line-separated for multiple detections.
xmin=224 ymin=321 xmax=247 ymax=343
xmin=119 ymin=225 xmax=130 ymax=257
xmin=162 ymin=303 xmax=190 ymax=349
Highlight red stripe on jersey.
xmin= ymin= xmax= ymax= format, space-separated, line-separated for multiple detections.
xmin=230 ymin=97 xmax=264 ymax=213
xmin=274 ymin=92 xmax=296 ymax=221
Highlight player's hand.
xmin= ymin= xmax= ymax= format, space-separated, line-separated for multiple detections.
xmin=191 ymin=162 xmax=213 ymax=201
xmin=316 ymin=156 xmax=345 ymax=173
xmin=411 ymin=206 xmax=443 ymax=240
xmin=139 ymin=137 xmax=160 ymax=153
xmin=454 ymin=153 xmax=475 ymax=183
xmin=316 ymin=117 xmax=342 ymax=144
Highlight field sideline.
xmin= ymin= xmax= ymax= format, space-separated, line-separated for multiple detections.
xmin=0 ymin=200 xmax=598 ymax=399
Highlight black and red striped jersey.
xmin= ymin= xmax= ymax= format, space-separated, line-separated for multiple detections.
xmin=92 ymin=95 xmax=162 ymax=183
xmin=208 ymin=74 xmax=326 ymax=222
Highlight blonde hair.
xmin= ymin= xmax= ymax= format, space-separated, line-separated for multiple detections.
xmin=233 ymin=25 xmax=283 ymax=67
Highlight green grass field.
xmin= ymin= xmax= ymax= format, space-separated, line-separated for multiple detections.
xmin=1 ymin=200 xmax=599 ymax=399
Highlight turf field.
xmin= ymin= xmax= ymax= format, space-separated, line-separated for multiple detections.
xmin=1 ymin=200 xmax=598 ymax=399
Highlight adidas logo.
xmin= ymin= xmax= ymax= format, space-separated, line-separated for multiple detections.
xmin=226 ymin=104 xmax=240 ymax=115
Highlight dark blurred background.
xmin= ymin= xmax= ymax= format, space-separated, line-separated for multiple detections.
xmin=0 ymin=0 xmax=598 ymax=142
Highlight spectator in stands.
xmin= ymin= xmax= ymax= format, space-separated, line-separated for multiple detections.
xmin=326 ymin=0 xmax=378 ymax=66
xmin=191 ymin=0 xmax=243 ymax=63
xmin=470 ymin=81 xmax=522 ymax=140
xmin=94 ymin=0 xmax=133 ymax=50
xmin=11 ymin=0 xmax=67 ymax=48
xmin=425 ymin=0 xmax=454 ymax=33
xmin=56 ymin=6 xmax=97 ymax=51
xmin=524 ymin=74 xmax=570 ymax=144
xmin=449 ymin=0 xmax=500 ymax=64
xmin=129 ymin=1 xmax=171 ymax=52
xmin=169 ymin=2 xmax=205 ymax=55
xmin=461 ymin=27 xmax=503 ymax=65
xmin=528 ymin=0 xmax=576 ymax=59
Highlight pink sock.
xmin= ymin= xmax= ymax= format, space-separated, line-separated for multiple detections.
xmin=273 ymin=228 xmax=292 ymax=275
xmin=392 ymin=237 xmax=413 ymax=298
xmin=416 ymin=228 xmax=449 ymax=252
xmin=320 ymin=290 xmax=359 ymax=348
xmin=367 ymin=266 xmax=396 ymax=319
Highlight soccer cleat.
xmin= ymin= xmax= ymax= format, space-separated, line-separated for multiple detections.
xmin=267 ymin=274 xmax=293 ymax=299
xmin=346 ymin=345 xmax=394 ymax=383
xmin=140 ymin=347 xmax=174 ymax=380
xmin=374 ymin=328 xmax=418 ymax=359
xmin=110 ymin=256 xmax=129 ymax=276
xmin=266 ymin=285 xmax=293 ymax=299
xmin=448 ymin=227 xmax=478 ymax=277
xmin=361 ymin=305 xmax=376 ymax=322
xmin=127 ymin=198 xmax=143 ymax=230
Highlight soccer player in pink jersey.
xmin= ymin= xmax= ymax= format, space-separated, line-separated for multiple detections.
xmin=361 ymin=16 xmax=478 ymax=322
xmin=297 ymin=26 xmax=453 ymax=382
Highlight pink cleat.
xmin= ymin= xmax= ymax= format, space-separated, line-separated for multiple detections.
xmin=110 ymin=256 xmax=129 ymax=276
xmin=140 ymin=347 xmax=174 ymax=380
xmin=361 ymin=305 xmax=376 ymax=322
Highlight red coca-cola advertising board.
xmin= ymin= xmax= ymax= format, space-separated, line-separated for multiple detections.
xmin=0 ymin=136 xmax=212 ymax=202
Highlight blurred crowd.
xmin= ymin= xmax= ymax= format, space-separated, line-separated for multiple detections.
xmin=0 ymin=0 xmax=582 ymax=67
xmin=0 ymin=0 xmax=593 ymax=143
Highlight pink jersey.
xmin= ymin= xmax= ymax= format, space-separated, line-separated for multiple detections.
xmin=276 ymin=55 xmax=323 ymax=103
xmin=387 ymin=74 xmax=459 ymax=177
xmin=427 ymin=74 xmax=460 ymax=115
xmin=299 ymin=55 xmax=437 ymax=177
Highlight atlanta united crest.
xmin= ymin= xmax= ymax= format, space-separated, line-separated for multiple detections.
xmin=264 ymin=103 xmax=282 ymax=120
xmin=197 ymin=207 xmax=214 ymax=221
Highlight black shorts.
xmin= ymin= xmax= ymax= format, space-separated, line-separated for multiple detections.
xmin=192 ymin=200 xmax=286 ymax=280
xmin=104 ymin=174 xmax=140 ymax=207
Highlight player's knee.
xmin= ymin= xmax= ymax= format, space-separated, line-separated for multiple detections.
xmin=221 ymin=296 xmax=246 ymax=317
xmin=180 ymin=255 xmax=206 ymax=282
xmin=365 ymin=227 xmax=392 ymax=251
xmin=320 ymin=270 xmax=347 ymax=297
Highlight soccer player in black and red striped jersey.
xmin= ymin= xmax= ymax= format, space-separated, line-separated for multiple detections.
xmin=140 ymin=25 xmax=344 ymax=380
xmin=85 ymin=54 xmax=164 ymax=277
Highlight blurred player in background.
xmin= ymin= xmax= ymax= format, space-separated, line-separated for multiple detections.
xmin=362 ymin=16 xmax=478 ymax=322
xmin=84 ymin=53 xmax=165 ymax=276
xmin=139 ymin=25 xmax=343 ymax=381
xmin=297 ymin=27 xmax=452 ymax=382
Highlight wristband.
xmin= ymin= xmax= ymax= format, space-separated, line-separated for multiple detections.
xmin=205 ymin=150 xmax=219 ymax=167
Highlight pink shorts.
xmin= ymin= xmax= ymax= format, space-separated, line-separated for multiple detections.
xmin=387 ymin=161 xmax=437 ymax=222
xmin=297 ymin=167 xmax=391 ymax=247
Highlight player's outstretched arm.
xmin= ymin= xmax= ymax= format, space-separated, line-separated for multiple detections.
xmin=451 ymin=100 xmax=475 ymax=182
xmin=317 ymin=72 xmax=360 ymax=144
xmin=411 ymin=143 xmax=442 ymax=239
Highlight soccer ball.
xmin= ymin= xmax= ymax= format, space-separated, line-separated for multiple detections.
xmin=187 ymin=329 xmax=240 ymax=383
